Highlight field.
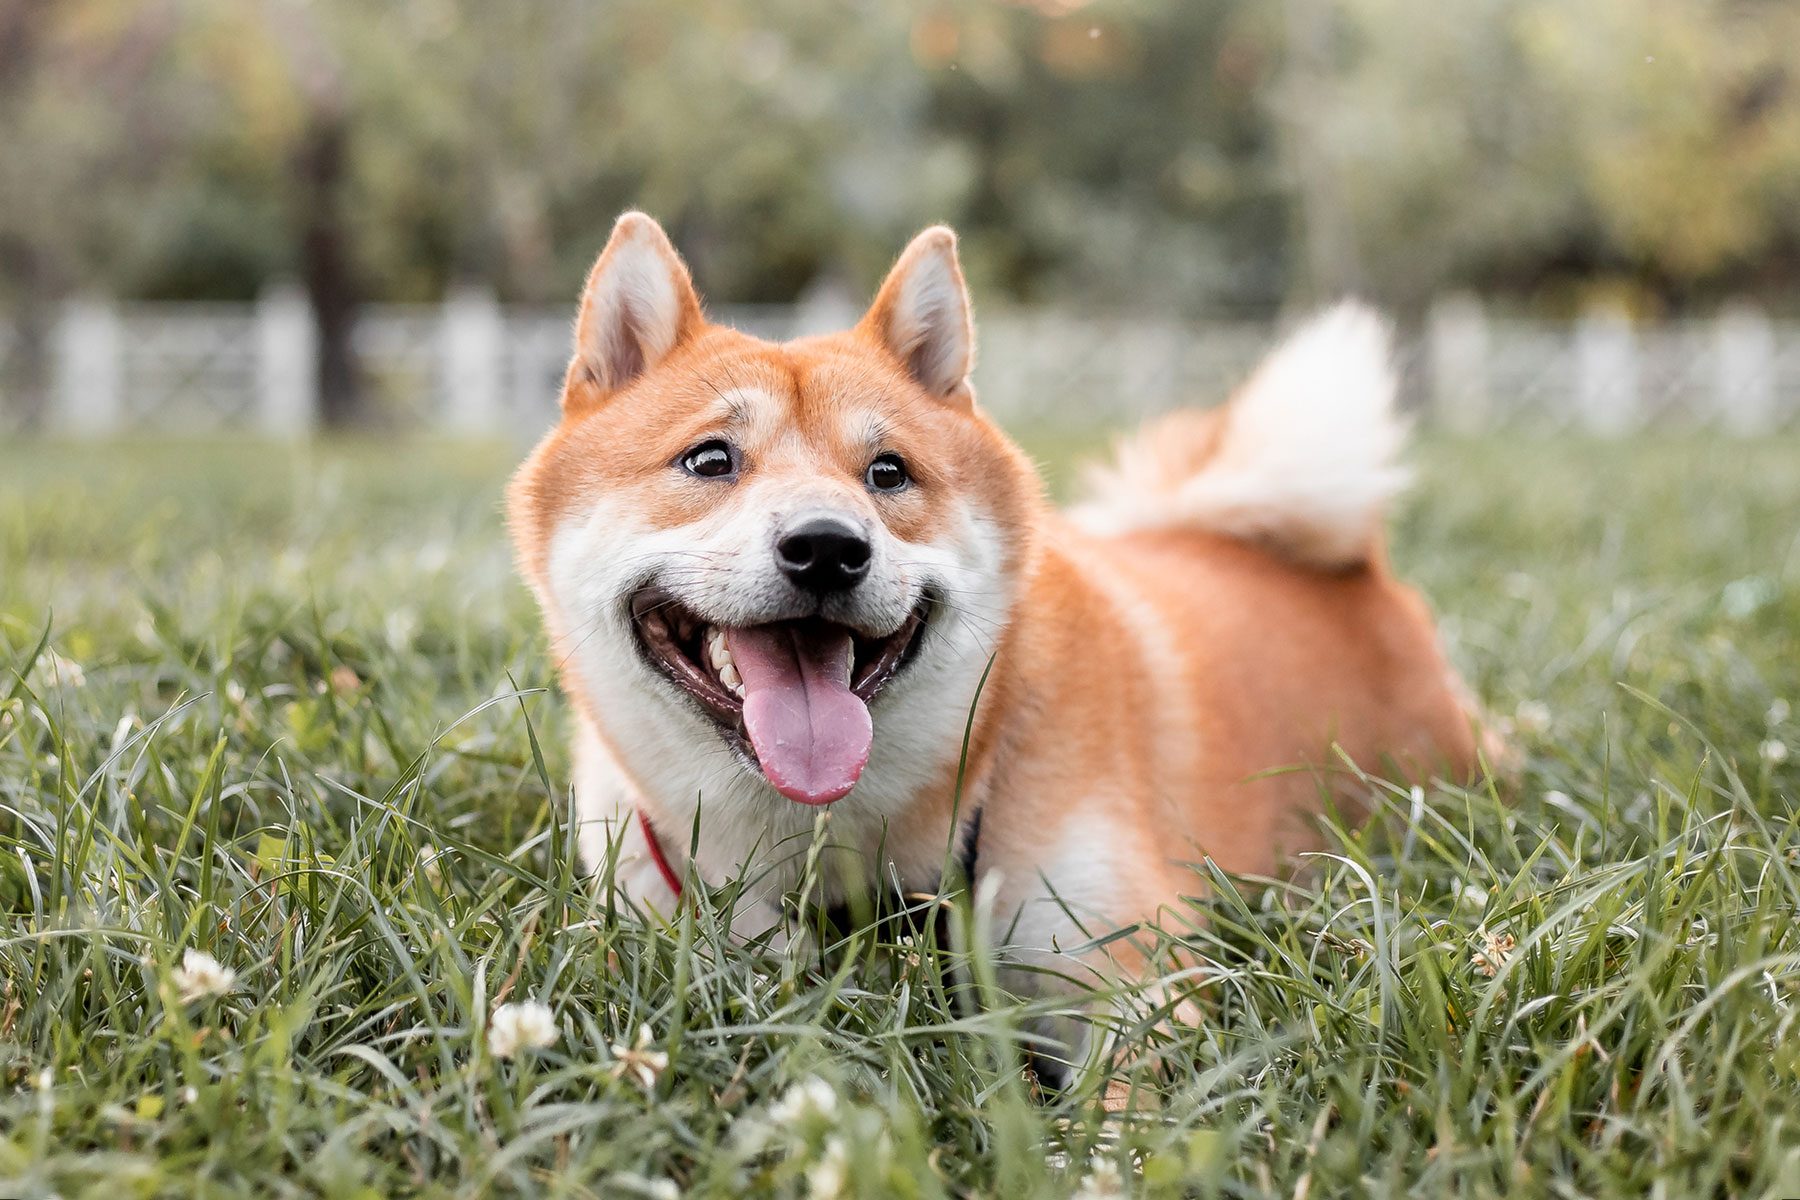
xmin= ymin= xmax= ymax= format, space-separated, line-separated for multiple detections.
xmin=2 ymin=429 xmax=1799 ymax=1198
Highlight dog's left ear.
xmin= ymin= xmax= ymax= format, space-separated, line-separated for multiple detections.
xmin=859 ymin=226 xmax=975 ymax=409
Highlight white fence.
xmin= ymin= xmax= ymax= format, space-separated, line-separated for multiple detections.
xmin=6 ymin=289 xmax=1800 ymax=437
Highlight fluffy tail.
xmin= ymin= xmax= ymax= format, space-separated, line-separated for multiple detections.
xmin=1068 ymin=302 xmax=1409 ymax=570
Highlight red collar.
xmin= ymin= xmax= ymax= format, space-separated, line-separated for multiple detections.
xmin=637 ymin=808 xmax=683 ymax=898
xmin=637 ymin=805 xmax=985 ymax=905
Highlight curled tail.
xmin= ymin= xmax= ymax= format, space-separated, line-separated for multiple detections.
xmin=1068 ymin=302 xmax=1409 ymax=570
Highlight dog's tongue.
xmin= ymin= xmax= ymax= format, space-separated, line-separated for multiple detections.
xmin=725 ymin=624 xmax=871 ymax=805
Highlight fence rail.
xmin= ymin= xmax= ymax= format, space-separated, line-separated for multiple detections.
xmin=5 ymin=290 xmax=1798 ymax=437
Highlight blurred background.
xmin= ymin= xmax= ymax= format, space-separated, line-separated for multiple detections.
xmin=3 ymin=0 xmax=1800 ymax=438
xmin=7 ymin=8 xmax=1800 ymax=1191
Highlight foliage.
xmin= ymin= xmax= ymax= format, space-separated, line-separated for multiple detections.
xmin=1310 ymin=0 xmax=1800 ymax=307
xmin=6 ymin=0 xmax=1800 ymax=321
xmin=1 ymin=432 xmax=1798 ymax=1196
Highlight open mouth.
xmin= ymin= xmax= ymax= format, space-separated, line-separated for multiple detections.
xmin=629 ymin=589 xmax=928 ymax=805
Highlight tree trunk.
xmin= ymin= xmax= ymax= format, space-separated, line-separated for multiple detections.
xmin=0 ymin=5 xmax=49 ymax=428
xmin=0 ymin=237 xmax=52 ymax=429
xmin=1279 ymin=0 xmax=1360 ymax=301
xmin=295 ymin=105 xmax=362 ymax=427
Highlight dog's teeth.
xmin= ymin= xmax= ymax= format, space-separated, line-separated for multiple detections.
xmin=719 ymin=661 xmax=744 ymax=698
xmin=704 ymin=626 xmax=736 ymax=678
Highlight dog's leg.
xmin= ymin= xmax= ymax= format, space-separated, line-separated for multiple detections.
xmin=966 ymin=825 xmax=1161 ymax=1093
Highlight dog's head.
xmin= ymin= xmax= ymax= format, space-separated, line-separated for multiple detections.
xmin=509 ymin=214 xmax=1039 ymax=816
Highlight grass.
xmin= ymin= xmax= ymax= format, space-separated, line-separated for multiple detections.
xmin=2 ymin=429 xmax=1799 ymax=1198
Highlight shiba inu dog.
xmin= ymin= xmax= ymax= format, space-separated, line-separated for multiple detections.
xmin=507 ymin=212 xmax=1485 ymax=1051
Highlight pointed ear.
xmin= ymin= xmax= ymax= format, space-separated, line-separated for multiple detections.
xmin=859 ymin=226 xmax=975 ymax=407
xmin=566 ymin=212 xmax=703 ymax=407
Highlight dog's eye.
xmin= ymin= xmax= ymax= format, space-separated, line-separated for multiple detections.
xmin=680 ymin=440 xmax=738 ymax=480
xmin=865 ymin=453 xmax=910 ymax=493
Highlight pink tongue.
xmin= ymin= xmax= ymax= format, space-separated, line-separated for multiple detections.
xmin=724 ymin=624 xmax=871 ymax=805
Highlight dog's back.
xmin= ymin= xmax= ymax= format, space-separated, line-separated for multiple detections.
xmin=1077 ymin=305 xmax=1481 ymax=869
xmin=967 ymin=307 xmax=1486 ymax=965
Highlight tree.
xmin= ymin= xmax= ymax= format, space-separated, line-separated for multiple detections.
xmin=0 ymin=1 xmax=194 ymax=423
xmin=1271 ymin=0 xmax=1800 ymax=310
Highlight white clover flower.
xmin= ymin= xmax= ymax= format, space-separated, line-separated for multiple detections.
xmin=488 ymin=1000 xmax=559 ymax=1059
xmin=1722 ymin=577 xmax=1775 ymax=619
xmin=32 ymin=1067 xmax=53 ymax=1091
xmin=172 ymin=948 xmax=237 ymax=1003
xmin=1471 ymin=929 xmax=1516 ymax=978
xmin=1761 ymin=739 xmax=1789 ymax=766
xmin=416 ymin=844 xmax=445 ymax=885
xmin=806 ymin=1137 xmax=849 ymax=1200
xmin=384 ymin=608 xmax=420 ymax=652
xmin=770 ymin=1077 xmax=839 ymax=1127
xmin=1513 ymin=700 xmax=1552 ymax=736
xmin=608 ymin=1023 xmax=669 ymax=1090
xmin=38 ymin=649 xmax=86 ymax=689
xmin=1767 ymin=698 xmax=1790 ymax=726
xmin=610 ymin=1173 xmax=681 ymax=1200
xmin=1073 ymin=1155 xmax=1127 ymax=1199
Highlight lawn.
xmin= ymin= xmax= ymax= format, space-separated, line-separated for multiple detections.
xmin=2 ymin=430 xmax=1799 ymax=1198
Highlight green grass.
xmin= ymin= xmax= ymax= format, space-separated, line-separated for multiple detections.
xmin=2 ymin=431 xmax=1799 ymax=1198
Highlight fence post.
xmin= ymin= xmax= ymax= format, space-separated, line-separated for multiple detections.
xmin=441 ymin=285 xmax=504 ymax=434
xmin=970 ymin=312 xmax=1025 ymax=420
xmin=792 ymin=274 xmax=861 ymax=338
xmin=1427 ymin=294 xmax=1489 ymax=432
xmin=1118 ymin=320 xmax=1184 ymax=417
xmin=1575 ymin=305 xmax=1638 ymax=434
xmin=1713 ymin=301 xmax=1775 ymax=435
xmin=51 ymin=296 xmax=122 ymax=436
xmin=256 ymin=283 xmax=317 ymax=436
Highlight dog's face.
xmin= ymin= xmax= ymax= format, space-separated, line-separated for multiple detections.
xmin=509 ymin=215 xmax=1039 ymax=825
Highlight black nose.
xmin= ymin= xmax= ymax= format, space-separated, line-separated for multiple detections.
xmin=775 ymin=515 xmax=871 ymax=594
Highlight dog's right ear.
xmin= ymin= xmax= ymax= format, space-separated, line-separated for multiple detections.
xmin=565 ymin=212 xmax=703 ymax=412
